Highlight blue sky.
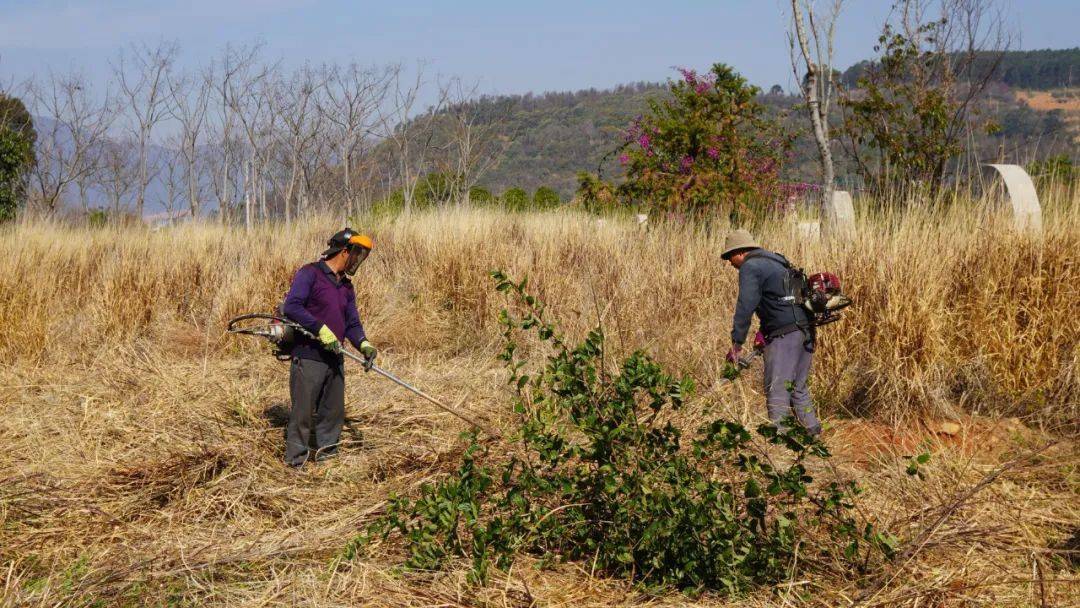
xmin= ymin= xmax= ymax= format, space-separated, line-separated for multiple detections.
xmin=1 ymin=0 xmax=1077 ymax=96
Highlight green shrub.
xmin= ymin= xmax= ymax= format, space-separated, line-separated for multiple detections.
xmin=350 ymin=272 xmax=895 ymax=593
xmin=0 ymin=94 xmax=35 ymax=222
xmin=575 ymin=171 xmax=621 ymax=214
xmin=1027 ymin=155 xmax=1077 ymax=184
xmin=374 ymin=172 xmax=462 ymax=215
xmin=532 ymin=186 xmax=561 ymax=209
xmin=416 ymin=172 xmax=457 ymax=207
xmin=0 ymin=127 xmax=33 ymax=222
xmin=500 ymin=187 xmax=529 ymax=211
xmin=468 ymin=186 xmax=494 ymax=205
xmin=87 ymin=209 xmax=108 ymax=228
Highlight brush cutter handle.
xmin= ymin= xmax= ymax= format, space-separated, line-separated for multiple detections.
xmin=739 ymin=348 xmax=763 ymax=369
xmin=227 ymin=313 xmax=312 ymax=338
xmin=229 ymin=312 xmax=497 ymax=437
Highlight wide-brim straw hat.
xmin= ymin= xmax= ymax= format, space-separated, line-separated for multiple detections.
xmin=720 ymin=229 xmax=761 ymax=259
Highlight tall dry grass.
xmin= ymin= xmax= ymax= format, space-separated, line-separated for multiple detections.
xmin=1 ymin=192 xmax=1077 ymax=606
xmin=2 ymin=192 xmax=1076 ymax=426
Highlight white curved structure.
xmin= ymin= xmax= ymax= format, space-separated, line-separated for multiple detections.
xmin=825 ymin=190 xmax=855 ymax=237
xmin=983 ymin=164 xmax=1043 ymax=233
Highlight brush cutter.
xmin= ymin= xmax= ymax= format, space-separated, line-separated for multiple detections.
xmin=711 ymin=330 xmax=769 ymax=390
xmin=713 ymin=348 xmax=763 ymax=388
xmin=227 ymin=313 xmax=496 ymax=435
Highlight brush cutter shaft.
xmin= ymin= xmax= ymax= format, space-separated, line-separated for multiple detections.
xmin=368 ymin=361 xmax=451 ymax=414
xmin=340 ymin=349 xmax=493 ymax=434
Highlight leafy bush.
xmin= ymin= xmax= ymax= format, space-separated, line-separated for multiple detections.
xmin=351 ymin=272 xmax=894 ymax=593
xmin=532 ymin=186 xmax=561 ymax=209
xmin=584 ymin=64 xmax=789 ymax=221
xmin=574 ymin=171 xmax=622 ymax=214
xmin=1027 ymin=154 xmax=1077 ymax=184
xmin=468 ymin=186 xmax=494 ymax=204
xmin=0 ymin=94 xmax=35 ymax=222
xmin=374 ymin=172 xmax=461 ymax=214
xmin=500 ymin=187 xmax=529 ymax=211
xmin=87 ymin=209 xmax=108 ymax=228
xmin=0 ymin=127 xmax=32 ymax=222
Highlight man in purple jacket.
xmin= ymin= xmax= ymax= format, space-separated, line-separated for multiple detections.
xmin=281 ymin=228 xmax=376 ymax=467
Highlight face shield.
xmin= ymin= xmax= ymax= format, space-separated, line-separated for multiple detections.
xmin=343 ymin=245 xmax=370 ymax=276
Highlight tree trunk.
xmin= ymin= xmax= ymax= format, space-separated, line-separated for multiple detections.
xmin=243 ymin=160 xmax=252 ymax=230
xmin=187 ymin=155 xmax=199 ymax=218
xmin=791 ymin=0 xmax=837 ymax=218
xmin=136 ymin=141 xmax=147 ymax=218
xmin=342 ymin=144 xmax=352 ymax=210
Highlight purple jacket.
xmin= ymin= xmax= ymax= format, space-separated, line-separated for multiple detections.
xmin=282 ymin=261 xmax=366 ymax=364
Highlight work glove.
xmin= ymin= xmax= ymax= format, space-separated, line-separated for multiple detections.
xmin=725 ymin=344 xmax=743 ymax=364
xmin=753 ymin=331 xmax=766 ymax=351
xmin=318 ymin=325 xmax=342 ymax=353
xmin=359 ymin=340 xmax=377 ymax=371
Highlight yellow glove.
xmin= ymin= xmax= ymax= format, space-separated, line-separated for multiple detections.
xmin=359 ymin=340 xmax=377 ymax=370
xmin=317 ymin=325 xmax=341 ymax=353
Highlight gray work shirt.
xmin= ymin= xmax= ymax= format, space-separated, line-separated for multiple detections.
xmin=731 ymin=249 xmax=811 ymax=345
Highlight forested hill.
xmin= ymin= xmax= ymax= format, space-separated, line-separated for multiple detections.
xmin=840 ymin=47 xmax=1080 ymax=90
xmin=991 ymin=48 xmax=1080 ymax=89
xmin=472 ymin=83 xmax=668 ymax=197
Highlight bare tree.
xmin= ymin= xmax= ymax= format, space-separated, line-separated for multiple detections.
xmin=97 ymin=138 xmax=138 ymax=217
xmin=28 ymin=72 xmax=113 ymax=214
xmin=319 ymin=62 xmax=395 ymax=215
xmin=839 ymin=0 xmax=1012 ymax=191
xmin=159 ymin=144 xmax=188 ymax=220
xmin=112 ymin=42 xmax=178 ymax=217
xmin=788 ymin=0 xmax=843 ymax=215
xmin=439 ymin=78 xmax=516 ymax=204
xmin=379 ymin=64 xmax=447 ymax=212
xmin=230 ymin=65 xmax=276 ymax=226
xmin=269 ymin=65 xmax=326 ymax=223
xmin=205 ymin=43 xmax=262 ymax=225
xmin=168 ymin=69 xmax=209 ymax=217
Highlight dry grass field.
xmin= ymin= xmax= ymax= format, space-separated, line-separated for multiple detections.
xmin=1 ymin=192 xmax=1077 ymax=606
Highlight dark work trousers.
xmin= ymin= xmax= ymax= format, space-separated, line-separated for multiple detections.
xmin=286 ymin=357 xmax=345 ymax=466
xmin=762 ymin=330 xmax=822 ymax=435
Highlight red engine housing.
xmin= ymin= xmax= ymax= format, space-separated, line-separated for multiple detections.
xmin=807 ymin=272 xmax=841 ymax=295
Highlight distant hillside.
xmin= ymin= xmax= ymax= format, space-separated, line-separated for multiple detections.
xmin=470 ymin=83 xmax=669 ymax=197
xmin=840 ymin=48 xmax=1080 ymax=90
xmin=468 ymin=84 xmax=828 ymax=198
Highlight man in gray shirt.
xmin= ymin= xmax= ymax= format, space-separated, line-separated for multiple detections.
xmin=721 ymin=229 xmax=821 ymax=436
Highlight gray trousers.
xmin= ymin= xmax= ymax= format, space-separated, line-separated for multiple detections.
xmin=762 ymin=330 xmax=821 ymax=435
xmin=286 ymin=357 xmax=345 ymax=466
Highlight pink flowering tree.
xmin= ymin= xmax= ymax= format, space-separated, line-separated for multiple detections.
xmin=611 ymin=63 xmax=790 ymax=220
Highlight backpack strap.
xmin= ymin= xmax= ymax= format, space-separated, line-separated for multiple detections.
xmin=745 ymin=250 xmax=816 ymax=349
xmin=744 ymin=249 xmax=793 ymax=268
